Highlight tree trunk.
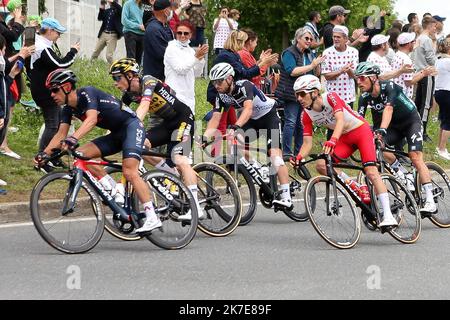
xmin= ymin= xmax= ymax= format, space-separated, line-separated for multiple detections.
xmin=282 ymin=28 xmax=290 ymax=50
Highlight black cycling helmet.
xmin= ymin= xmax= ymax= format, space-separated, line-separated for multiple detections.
xmin=109 ymin=58 xmax=140 ymax=75
xmin=355 ymin=61 xmax=381 ymax=77
xmin=45 ymin=68 xmax=77 ymax=89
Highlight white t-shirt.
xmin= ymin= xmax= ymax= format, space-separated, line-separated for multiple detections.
xmin=392 ymin=51 xmax=414 ymax=99
xmin=321 ymin=45 xmax=359 ymax=103
xmin=435 ymin=57 xmax=450 ymax=91
xmin=213 ymin=18 xmax=235 ymax=49
xmin=367 ymin=51 xmax=393 ymax=74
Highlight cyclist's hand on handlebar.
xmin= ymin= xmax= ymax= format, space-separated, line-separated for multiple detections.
xmin=290 ymin=153 xmax=304 ymax=167
xmin=34 ymin=151 xmax=50 ymax=166
xmin=323 ymin=137 xmax=337 ymax=155
xmin=62 ymin=136 xmax=79 ymax=151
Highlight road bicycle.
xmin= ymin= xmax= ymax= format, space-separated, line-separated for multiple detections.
xmin=300 ymin=153 xmax=421 ymax=249
xmin=30 ymin=149 xmax=198 ymax=254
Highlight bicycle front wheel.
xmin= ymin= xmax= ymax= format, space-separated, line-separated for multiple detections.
xmin=30 ymin=172 xmax=105 ymax=254
xmin=194 ymin=162 xmax=242 ymax=237
xmin=283 ymin=165 xmax=312 ymax=222
xmin=139 ymin=170 xmax=198 ymax=250
xmin=305 ymin=176 xmax=361 ymax=249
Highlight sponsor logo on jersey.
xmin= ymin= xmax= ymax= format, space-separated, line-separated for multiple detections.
xmin=157 ymin=87 xmax=175 ymax=105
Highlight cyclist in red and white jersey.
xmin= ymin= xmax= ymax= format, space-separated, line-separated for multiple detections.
xmin=291 ymin=75 xmax=397 ymax=227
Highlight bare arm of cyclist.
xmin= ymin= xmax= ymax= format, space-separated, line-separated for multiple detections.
xmin=69 ymin=109 xmax=98 ymax=141
xmin=136 ymin=99 xmax=151 ymax=122
xmin=43 ymin=123 xmax=71 ymax=155
xmin=379 ymin=104 xmax=393 ymax=130
xmin=204 ymin=111 xmax=222 ymax=139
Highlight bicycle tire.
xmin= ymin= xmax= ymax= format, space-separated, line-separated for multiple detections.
xmin=193 ymin=162 xmax=242 ymax=237
xmin=283 ymin=166 xmax=312 ymax=222
xmin=418 ymin=162 xmax=450 ymax=228
xmin=30 ymin=171 xmax=105 ymax=254
xmin=377 ymin=174 xmax=421 ymax=244
xmin=140 ymin=170 xmax=198 ymax=250
xmin=305 ymin=175 xmax=361 ymax=249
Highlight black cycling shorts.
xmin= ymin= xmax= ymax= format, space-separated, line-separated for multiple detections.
xmin=92 ymin=118 xmax=145 ymax=160
xmin=385 ymin=120 xmax=423 ymax=153
xmin=146 ymin=112 xmax=195 ymax=159
xmin=241 ymin=107 xmax=282 ymax=151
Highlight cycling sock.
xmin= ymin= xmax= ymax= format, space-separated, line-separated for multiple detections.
xmin=156 ymin=159 xmax=178 ymax=175
xmin=280 ymin=184 xmax=291 ymax=200
xmin=188 ymin=185 xmax=201 ymax=209
xmin=391 ymin=159 xmax=408 ymax=174
xmin=423 ymin=183 xmax=434 ymax=203
xmin=99 ymin=175 xmax=116 ymax=193
xmin=143 ymin=201 xmax=157 ymax=219
xmin=378 ymin=193 xmax=393 ymax=217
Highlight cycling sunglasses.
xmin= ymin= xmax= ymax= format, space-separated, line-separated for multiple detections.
xmin=296 ymin=91 xmax=311 ymax=98
xmin=49 ymin=86 xmax=61 ymax=93
xmin=112 ymin=74 xmax=122 ymax=82
xmin=212 ymin=79 xmax=226 ymax=86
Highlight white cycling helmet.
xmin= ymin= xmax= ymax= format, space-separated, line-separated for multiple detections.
xmin=209 ymin=62 xmax=235 ymax=81
xmin=293 ymin=74 xmax=321 ymax=93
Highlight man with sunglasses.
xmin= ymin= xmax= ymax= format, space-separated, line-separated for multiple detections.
xmin=291 ymin=74 xmax=398 ymax=228
xmin=356 ymin=61 xmax=438 ymax=216
xmin=35 ymin=68 xmax=163 ymax=233
xmin=109 ymin=58 xmax=204 ymax=221
xmin=205 ymin=62 xmax=293 ymax=209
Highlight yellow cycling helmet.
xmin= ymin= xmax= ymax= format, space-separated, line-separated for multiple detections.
xmin=109 ymin=58 xmax=140 ymax=75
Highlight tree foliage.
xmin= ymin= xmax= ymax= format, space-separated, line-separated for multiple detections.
xmin=203 ymin=0 xmax=395 ymax=54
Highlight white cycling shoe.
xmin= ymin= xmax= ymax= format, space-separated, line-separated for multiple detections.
xmin=177 ymin=208 xmax=205 ymax=221
xmin=420 ymin=200 xmax=437 ymax=215
xmin=135 ymin=218 xmax=162 ymax=233
xmin=378 ymin=213 xmax=399 ymax=228
xmin=272 ymin=198 xmax=293 ymax=208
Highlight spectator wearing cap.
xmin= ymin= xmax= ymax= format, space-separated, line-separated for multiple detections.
xmin=433 ymin=15 xmax=446 ymax=45
xmin=121 ymin=0 xmax=145 ymax=62
xmin=0 ymin=0 xmax=24 ymax=58
xmin=275 ymin=27 xmax=324 ymax=156
xmin=402 ymin=13 xmax=419 ymax=33
xmin=30 ymin=18 xmax=79 ymax=154
xmin=358 ymin=10 xmax=387 ymax=62
xmin=143 ymin=0 xmax=174 ymax=80
xmin=393 ymin=32 xmax=436 ymax=99
xmin=304 ymin=11 xmax=323 ymax=53
xmin=367 ymin=34 xmax=413 ymax=81
xmin=412 ymin=16 xmax=438 ymax=142
xmin=434 ymin=38 xmax=450 ymax=159
xmin=321 ymin=25 xmax=359 ymax=108
xmin=91 ymin=0 xmax=123 ymax=64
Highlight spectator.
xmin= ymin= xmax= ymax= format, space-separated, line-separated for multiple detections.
xmin=304 ymin=11 xmax=323 ymax=53
xmin=402 ymin=13 xmax=418 ymax=33
xmin=142 ymin=0 xmax=155 ymax=27
xmin=393 ymin=32 xmax=436 ymax=100
xmin=168 ymin=0 xmax=182 ymax=33
xmin=228 ymin=9 xmax=240 ymax=30
xmin=423 ymin=13 xmax=433 ymax=19
xmin=213 ymin=7 xmax=235 ymax=55
xmin=30 ymin=18 xmax=79 ymax=160
xmin=412 ymin=16 xmax=438 ymax=142
xmin=409 ymin=23 xmax=423 ymax=49
xmin=164 ymin=20 xmax=208 ymax=114
xmin=275 ymin=27 xmax=324 ymax=156
xmin=434 ymin=38 xmax=450 ymax=159
xmin=386 ymin=28 xmax=400 ymax=65
xmin=391 ymin=20 xmax=404 ymax=32
xmin=183 ymin=0 xmax=207 ymax=47
xmin=91 ymin=0 xmax=123 ymax=65
xmin=5 ymin=0 xmax=24 ymax=55
xmin=433 ymin=15 xmax=446 ymax=44
xmin=238 ymin=28 xmax=273 ymax=90
xmin=322 ymin=25 xmax=359 ymax=107
xmin=321 ymin=5 xmax=350 ymax=49
xmin=143 ymin=0 xmax=174 ymax=80
xmin=121 ymin=0 xmax=145 ymax=62
xmin=358 ymin=10 xmax=387 ymax=62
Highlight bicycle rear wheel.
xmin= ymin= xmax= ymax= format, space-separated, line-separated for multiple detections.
xmin=30 ymin=172 xmax=105 ymax=254
xmin=193 ymin=162 xmax=242 ymax=237
xmin=139 ymin=170 xmax=198 ymax=250
xmin=305 ymin=176 xmax=361 ymax=249
xmin=377 ymin=174 xmax=421 ymax=244
xmin=420 ymin=162 xmax=450 ymax=228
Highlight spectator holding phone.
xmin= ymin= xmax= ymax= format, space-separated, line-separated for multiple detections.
xmin=30 ymin=18 xmax=79 ymax=166
xmin=213 ymin=7 xmax=235 ymax=55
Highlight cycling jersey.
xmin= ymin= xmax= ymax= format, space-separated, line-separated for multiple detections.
xmin=213 ymin=80 xmax=276 ymax=120
xmin=358 ymin=80 xmax=421 ymax=128
xmin=60 ymin=86 xmax=145 ymax=160
xmin=61 ymin=86 xmax=136 ymax=131
xmin=302 ymin=92 xmax=365 ymax=136
xmin=122 ymin=75 xmax=192 ymax=120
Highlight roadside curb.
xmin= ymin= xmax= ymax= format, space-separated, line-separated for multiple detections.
xmin=2 ymin=168 xmax=450 ymax=225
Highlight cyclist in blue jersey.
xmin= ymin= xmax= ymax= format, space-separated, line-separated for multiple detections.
xmin=34 ymin=69 xmax=162 ymax=233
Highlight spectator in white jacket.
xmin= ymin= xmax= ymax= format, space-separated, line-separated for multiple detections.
xmin=164 ymin=20 xmax=208 ymax=114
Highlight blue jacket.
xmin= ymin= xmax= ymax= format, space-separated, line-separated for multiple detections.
xmin=207 ymin=49 xmax=260 ymax=105
xmin=143 ymin=17 xmax=173 ymax=80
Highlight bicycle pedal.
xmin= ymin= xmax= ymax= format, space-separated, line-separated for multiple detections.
xmin=380 ymin=225 xmax=394 ymax=234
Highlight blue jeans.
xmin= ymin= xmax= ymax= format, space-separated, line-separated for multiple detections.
xmin=282 ymin=100 xmax=303 ymax=156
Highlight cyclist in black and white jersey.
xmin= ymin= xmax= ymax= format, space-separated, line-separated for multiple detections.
xmin=204 ymin=62 xmax=292 ymax=208
xmin=109 ymin=58 xmax=204 ymax=220
xmin=34 ymin=69 xmax=162 ymax=233
xmin=356 ymin=61 xmax=437 ymax=215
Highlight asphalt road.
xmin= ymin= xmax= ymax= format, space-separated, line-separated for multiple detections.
xmin=2 ymin=203 xmax=450 ymax=300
